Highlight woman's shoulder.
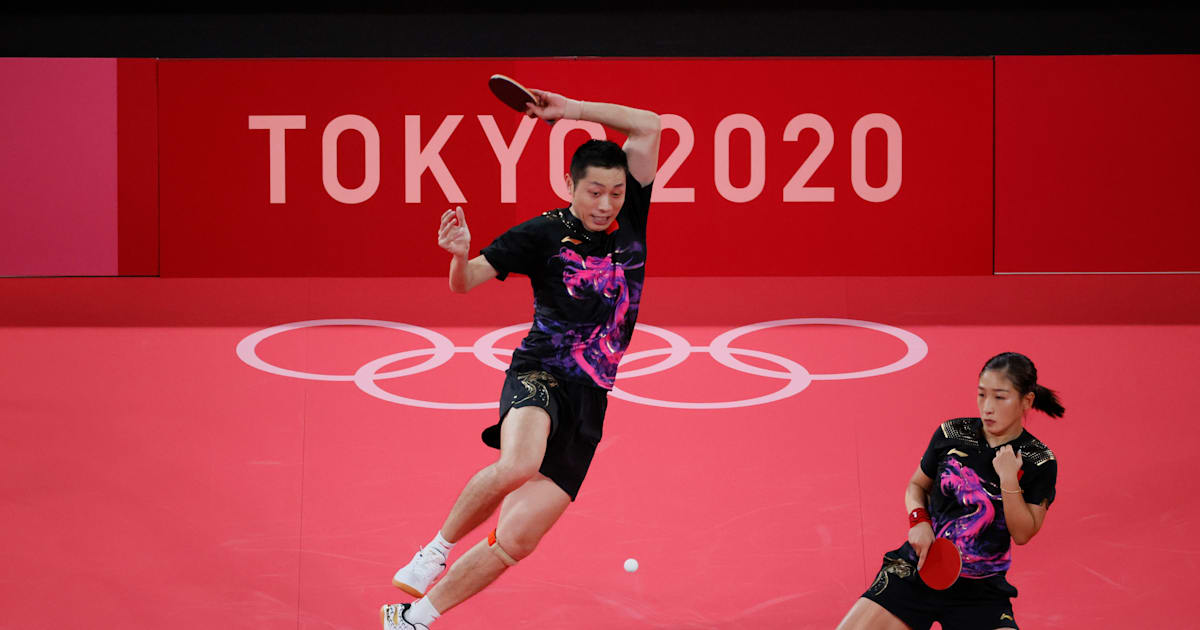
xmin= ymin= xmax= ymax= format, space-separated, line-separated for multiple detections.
xmin=935 ymin=417 xmax=984 ymax=443
xmin=1017 ymin=430 xmax=1057 ymax=467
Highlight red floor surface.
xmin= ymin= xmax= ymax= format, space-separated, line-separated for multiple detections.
xmin=2 ymin=275 xmax=1198 ymax=629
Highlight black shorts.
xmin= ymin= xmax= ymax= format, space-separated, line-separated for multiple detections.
xmin=481 ymin=369 xmax=608 ymax=501
xmin=862 ymin=552 xmax=1020 ymax=630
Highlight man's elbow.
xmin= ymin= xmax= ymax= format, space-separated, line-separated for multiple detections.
xmin=643 ymin=112 xmax=662 ymax=136
xmin=629 ymin=112 xmax=660 ymax=139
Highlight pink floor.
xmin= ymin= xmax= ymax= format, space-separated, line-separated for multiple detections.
xmin=2 ymin=275 xmax=1197 ymax=629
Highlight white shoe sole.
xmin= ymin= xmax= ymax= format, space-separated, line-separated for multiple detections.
xmin=392 ymin=577 xmax=425 ymax=598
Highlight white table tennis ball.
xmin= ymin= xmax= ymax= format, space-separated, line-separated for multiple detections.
xmin=624 ymin=558 xmax=639 ymax=572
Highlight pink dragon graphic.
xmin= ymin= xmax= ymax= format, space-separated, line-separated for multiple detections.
xmin=936 ymin=457 xmax=1013 ymax=577
xmin=546 ymin=245 xmax=643 ymax=388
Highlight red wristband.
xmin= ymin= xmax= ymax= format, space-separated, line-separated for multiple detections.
xmin=908 ymin=507 xmax=931 ymax=528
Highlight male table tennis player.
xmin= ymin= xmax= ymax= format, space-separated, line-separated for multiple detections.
xmin=381 ymin=85 xmax=661 ymax=629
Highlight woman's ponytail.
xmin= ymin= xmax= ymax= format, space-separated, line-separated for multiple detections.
xmin=1031 ymin=383 xmax=1065 ymax=418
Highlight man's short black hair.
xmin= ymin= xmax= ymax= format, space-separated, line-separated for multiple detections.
xmin=569 ymin=139 xmax=628 ymax=184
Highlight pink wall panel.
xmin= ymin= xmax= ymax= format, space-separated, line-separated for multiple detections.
xmin=996 ymin=55 xmax=1200 ymax=273
xmin=0 ymin=58 xmax=118 ymax=276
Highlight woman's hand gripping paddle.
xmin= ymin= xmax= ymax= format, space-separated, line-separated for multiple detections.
xmin=919 ymin=537 xmax=962 ymax=590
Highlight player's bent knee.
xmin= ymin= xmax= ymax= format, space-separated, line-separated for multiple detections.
xmin=487 ymin=529 xmax=520 ymax=566
xmin=495 ymin=526 xmax=543 ymax=559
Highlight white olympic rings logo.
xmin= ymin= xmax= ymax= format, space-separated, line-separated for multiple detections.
xmin=235 ymin=318 xmax=928 ymax=410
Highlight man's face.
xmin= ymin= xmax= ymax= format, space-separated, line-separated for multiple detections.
xmin=566 ymin=166 xmax=626 ymax=232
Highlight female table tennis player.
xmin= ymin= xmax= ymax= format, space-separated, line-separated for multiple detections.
xmin=837 ymin=352 xmax=1063 ymax=630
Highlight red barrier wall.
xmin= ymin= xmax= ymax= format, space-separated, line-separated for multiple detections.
xmin=117 ymin=58 xmax=159 ymax=276
xmin=996 ymin=55 xmax=1200 ymax=273
xmin=8 ymin=56 xmax=1195 ymax=278
xmin=158 ymin=58 xmax=993 ymax=277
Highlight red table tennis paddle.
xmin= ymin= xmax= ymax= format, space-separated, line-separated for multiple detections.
xmin=919 ymin=537 xmax=962 ymax=590
xmin=488 ymin=74 xmax=539 ymax=114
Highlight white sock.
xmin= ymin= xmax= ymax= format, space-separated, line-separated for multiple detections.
xmin=425 ymin=532 xmax=454 ymax=559
xmin=408 ymin=598 xmax=440 ymax=626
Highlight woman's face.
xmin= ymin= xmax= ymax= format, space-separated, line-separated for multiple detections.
xmin=977 ymin=369 xmax=1034 ymax=440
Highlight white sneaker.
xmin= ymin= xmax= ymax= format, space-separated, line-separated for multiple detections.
xmin=380 ymin=603 xmax=429 ymax=630
xmin=392 ymin=547 xmax=447 ymax=597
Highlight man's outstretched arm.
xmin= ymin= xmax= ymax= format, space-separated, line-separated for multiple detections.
xmin=527 ymin=89 xmax=662 ymax=186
